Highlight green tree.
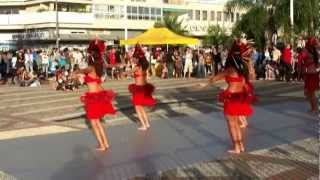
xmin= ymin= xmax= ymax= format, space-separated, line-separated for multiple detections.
xmin=153 ymin=15 xmax=188 ymax=35
xmin=226 ymin=0 xmax=320 ymax=46
xmin=203 ymin=25 xmax=229 ymax=46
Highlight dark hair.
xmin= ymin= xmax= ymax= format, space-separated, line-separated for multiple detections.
xmin=88 ymin=47 xmax=104 ymax=77
xmin=225 ymin=54 xmax=249 ymax=81
xmin=307 ymin=46 xmax=319 ymax=65
xmin=137 ymin=56 xmax=149 ymax=71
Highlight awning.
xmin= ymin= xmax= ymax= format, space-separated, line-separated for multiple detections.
xmin=120 ymin=27 xmax=199 ymax=45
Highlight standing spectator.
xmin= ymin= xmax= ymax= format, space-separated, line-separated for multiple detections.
xmin=184 ymin=47 xmax=193 ymax=78
xmin=280 ymin=44 xmax=293 ymax=81
xmin=221 ymin=48 xmax=228 ymax=68
xmin=73 ymin=49 xmax=83 ymax=67
xmin=297 ymin=36 xmax=306 ymax=49
xmin=108 ymin=47 xmax=117 ymax=79
xmin=167 ymin=48 xmax=174 ymax=78
xmin=58 ymin=51 xmax=67 ymax=68
xmin=197 ymin=50 xmax=205 ymax=78
xmin=0 ymin=52 xmax=7 ymax=83
xmin=204 ymin=51 xmax=212 ymax=75
xmin=213 ymin=46 xmax=222 ymax=75
xmin=41 ymin=51 xmax=49 ymax=79
xmin=173 ymin=49 xmax=183 ymax=78
xmin=10 ymin=52 xmax=17 ymax=84
xmin=271 ymin=46 xmax=281 ymax=79
xmin=24 ymin=49 xmax=33 ymax=73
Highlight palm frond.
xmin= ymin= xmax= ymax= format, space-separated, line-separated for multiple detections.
xmin=225 ymin=0 xmax=256 ymax=13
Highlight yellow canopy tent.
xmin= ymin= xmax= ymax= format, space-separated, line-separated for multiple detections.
xmin=120 ymin=27 xmax=199 ymax=45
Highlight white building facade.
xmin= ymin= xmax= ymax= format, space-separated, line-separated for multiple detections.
xmin=0 ymin=0 xmax=244 ymax=49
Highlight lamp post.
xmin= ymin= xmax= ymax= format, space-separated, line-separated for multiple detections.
xmin=55 ymin=0 xmax=60 ymax=49
xmin=124 ymin=0 xmax=128 ymax=51
xmin=290 ymin=0 xmax=294 ymax=46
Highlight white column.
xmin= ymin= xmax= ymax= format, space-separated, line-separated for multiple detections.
xmin=124 ymin=1 xmax=128 ymax=50
xmin=290 ymin=0 xmax=294 ymax=46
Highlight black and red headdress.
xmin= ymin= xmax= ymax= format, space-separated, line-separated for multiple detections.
xmin=87 ymin=38 xmax=106 ymax=62
xmin=228 ymin=38 xmax=251 ymax=59
xmin=306 ymin=37 xmax=318 ymax=51
xmin=133 ymin=43 xmax=146 ymax=61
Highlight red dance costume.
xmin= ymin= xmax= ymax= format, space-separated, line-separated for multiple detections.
xmin=128 ymin=71 xmax=156 ymax=107
xmin=218 ymin=76 xmax=256 ymax=116
xmin=80 ymin=75 xmax=116 ymax=120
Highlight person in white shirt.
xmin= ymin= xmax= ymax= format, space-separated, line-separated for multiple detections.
xmin=184 ymin=48 xmax=193 ymax=78
xmin=73 ymin=49 xmax=83 ymax=66
xmin=41 ymin=51 xmax=49 ymax=79
xmin=24 ymin=49 xmax=33 ymax=73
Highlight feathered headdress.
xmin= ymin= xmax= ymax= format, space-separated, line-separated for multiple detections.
xmin=133 ymin=43 xmax=146 ymax=61
xmin=87 ymin=38 xmax=106 ymax=62
xmin=306 ymin=37 xmax=318 ymax=51
xmin=228 ymin=38 xmax=252 ymax=60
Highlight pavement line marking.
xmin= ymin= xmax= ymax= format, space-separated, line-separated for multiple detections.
xmin=0 ymin=83 xmax=200 ymax=104
xmin=0 ymin=79 xmax=201 ymax=98
xmin=0 ymin=125 xmax=79 ymax=141
xmin=10 ymin=92 xmax=219 ymax=116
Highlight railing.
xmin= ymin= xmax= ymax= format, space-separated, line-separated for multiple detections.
xmin=0 ymin=12 xmax=94 ymax=25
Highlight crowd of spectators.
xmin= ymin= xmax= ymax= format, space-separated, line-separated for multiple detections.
xmin=0 ymin=37 xmax=314 ymax=90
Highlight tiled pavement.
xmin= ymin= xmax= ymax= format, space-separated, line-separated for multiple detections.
xmin=132 ymin=137 xmax=318 ymax=179
xmin=0 ymin=79 xmax=317 ymax=180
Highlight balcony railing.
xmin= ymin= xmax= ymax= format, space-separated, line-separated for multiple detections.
xmin=0 ymin=12 xmax=94 ymax=25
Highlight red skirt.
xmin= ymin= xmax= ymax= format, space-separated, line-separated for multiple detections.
xmin=304 ymin=74 xmax=319 ymax=92
xmin=128 ymin=83 xmax=156 ymax=107
xmin=218 ymin=90 xmax=254 ymax=116
xmin=80 ymin=90 xmax=116 ymax=120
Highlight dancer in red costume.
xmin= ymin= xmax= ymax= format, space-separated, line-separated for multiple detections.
xmin=298 ymin=37 xmax=319 ymax=114
xmin=128 ymin=44 xmax=156 ymax=131
xmin=79 ymin=39 xmax=116 ymax=151
xmin=198 ymin=41 xmax=256 ymax=154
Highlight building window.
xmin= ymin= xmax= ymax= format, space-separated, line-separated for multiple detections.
xmin=188 ymin=10 xmax=193 ymax=20
xmin=138 ymin=6 xmax=143 ymax=20
xmin=143 ymin=7 xmax=150 ymax=20
xmin=217 ymin=11 xmax=222 ymax=21
xmin=202 ymin=10 xmax=207 ymax=20
xmin=210 ymin=11 xmax=215 ymax=21
xmin=195 ymin=10 xmax=200 ymax=20
xmin=224 ymin=12 xmax=229 ymax=22
xmin=156 ymin=8 xmax=161 ymax=21
xmin=132 ymin=6 xmax=138 ymax=20
xmin=151 ymin=8 xmax=156 ymax=20
xmin=236 ymin=13 xmax=240 ymax=21
xmin=230 ymin=12 xmax=234 ymax=22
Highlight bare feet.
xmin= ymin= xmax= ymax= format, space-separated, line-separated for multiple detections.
xmin=146 ymin=124 xmax=150 ymax=129
xmin=95 ymin=146 xmax=107 ymax=151
xmin=240 ymin=144 xmax=245 ymax=152
xmin=228 ymin=149 xmax=241 ymax=154
xmin=138 ymin=126 xmax=148 ymax=131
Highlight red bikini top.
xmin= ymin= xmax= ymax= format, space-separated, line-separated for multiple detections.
xmin=225 ymin=75 xmax=244 ymax=83
xmin=84 ymin=74 xmax=102 ymax=84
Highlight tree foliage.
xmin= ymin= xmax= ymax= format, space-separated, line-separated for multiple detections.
xmin=226 ymin=0 xmax=320 ymax=46
xmin=203 ymin=25 xmax=229 ymax=46
xmin=153 ymin=15 xmax=189 ymax=35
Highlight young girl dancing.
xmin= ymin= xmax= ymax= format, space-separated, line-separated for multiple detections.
xmin=199 ymin=41 xmax=256 ymax=154
xmin=80 ymin=39 xmax=116 ymax=151
xmin=128 ymin=44 xmax=156 ymax=131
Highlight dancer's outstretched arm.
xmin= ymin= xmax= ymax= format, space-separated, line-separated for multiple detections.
xmin=199 ymin=68 xmax=230 ymax=88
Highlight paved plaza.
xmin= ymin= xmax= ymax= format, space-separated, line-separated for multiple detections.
xmin=0 ymin=79 xmax=318 ymax=179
